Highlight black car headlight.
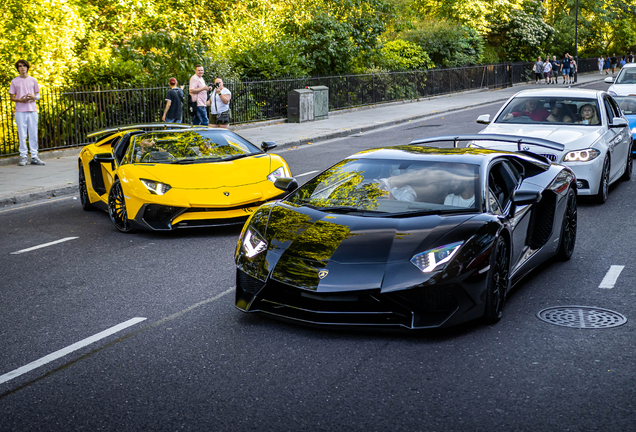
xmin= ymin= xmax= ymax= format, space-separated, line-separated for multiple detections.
xmin=140 ymin=178 xmax=172 ymax=195
xmin=242 ymin=227 xmax=268 ymax=258
xmin=563 ymin=149 xmax=600 ymax=162
xmin=410 ymin=241 xmax=463 ymax=273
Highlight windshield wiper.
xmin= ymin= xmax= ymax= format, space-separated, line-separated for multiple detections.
xmin=382 ymin=208 xmax=477 ymax=218
xmin=170 ymin=157 xmax=223 ymax=164
xmin=305 ymin=205 xmax=386 ymax=215
xmin=222 ymin=154 xmax=250 ymax=162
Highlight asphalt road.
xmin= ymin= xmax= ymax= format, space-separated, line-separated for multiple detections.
xmin=1 ymin=81 xmax=635 ymax=431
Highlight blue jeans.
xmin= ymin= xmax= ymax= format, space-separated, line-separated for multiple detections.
xmin=192 ymin=107 xmax=208 ymax=126
xmin=165 ymin=117 xmax=182 ymax=124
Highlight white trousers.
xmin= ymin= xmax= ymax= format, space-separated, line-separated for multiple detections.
xmin=15 ymin=111 xmax=39 ymax=158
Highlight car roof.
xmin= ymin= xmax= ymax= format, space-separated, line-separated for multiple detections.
xmin=512 ymin=88 xmax=603 ymax=98
xmin=619 ymin=63 xmax=636 ymax=69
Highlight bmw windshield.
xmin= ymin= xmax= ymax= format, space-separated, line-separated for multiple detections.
xmin=496 ymin=97 xmax=601 ymax=126
xmin=286 ymin=158 xmax=481 ymax=215
xmin=128 ymin=130 xmax=261 ymax=164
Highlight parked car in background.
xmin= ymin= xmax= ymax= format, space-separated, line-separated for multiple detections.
xmin=235 ymin=136 xmax=577 ymax=329
xmin=475 ymin=89 xmax=632 ymax=203
xmin=605 ymin=63 xmax=636 ymax=96
xmin=614 ymin=95 xmax=636 ymax=155
xmin=78 ymin=124 xmax=291 ymax=232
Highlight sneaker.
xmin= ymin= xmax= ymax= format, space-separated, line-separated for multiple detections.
xmin=30 ymin=156 xmax=46 ymax=166
xmin=18 ymin=156 xmax=27 ymax=166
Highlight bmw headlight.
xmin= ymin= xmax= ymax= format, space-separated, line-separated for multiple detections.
xmin=267 ymin=166 xmax=287 ymax=182
xmin=609 ymin=91 xmax=617 ymax=96
xmin=242 ymin=227 xmax=267 ymax=258
xmin=411 ymin=241 xmax=463 ymax=273
xmin=140 ymin=178 xmax=172 ymax=195
xmin=563 ymin=149 xmax=601 ymax=162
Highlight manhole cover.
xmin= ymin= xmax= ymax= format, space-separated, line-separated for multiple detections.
xmin=537 ymin=306 xmax=627 ymax=329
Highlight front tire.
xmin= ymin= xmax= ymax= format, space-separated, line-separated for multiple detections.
xmin=483 ymin=236 xmax=510 ymax=324
xmin=78 ymin=163 xmax=95 ymax=211
xmin=556 ymin=188 xmax=577 ymax=261
xmin=594 ymin=156 xmax=610 ymax=204
xmin=108 ymin=178 xmax=136 ymax=233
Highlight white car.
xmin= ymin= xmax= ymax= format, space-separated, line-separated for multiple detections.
xmin=474 ymin=89 xmax=632 ymax=203
xmin=606 ymin=63 xmax=636 ymax=96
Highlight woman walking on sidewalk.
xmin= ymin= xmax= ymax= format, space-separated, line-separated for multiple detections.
xmin=533 ymin=57 xmax=544 ymax=83
xmin=598 ymin=56 xmax=604 ymax=74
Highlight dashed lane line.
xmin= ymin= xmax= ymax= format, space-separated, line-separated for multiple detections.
xmin=599 ymin=265 xmax=625 ymax=289
xmin=0 ymin=317 xmax=147 ymax=385
xmin=10 ymin=237 xmax=79 ymax=255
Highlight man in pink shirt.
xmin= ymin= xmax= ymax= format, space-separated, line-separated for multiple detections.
xmin=189 ymin=65 xmax=209 ymax=126
xmin=9 ymin=59 xmax=45 ymax=166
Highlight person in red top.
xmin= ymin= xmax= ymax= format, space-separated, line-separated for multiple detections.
xmin=505 ymin=99 xmax=550 ymax=122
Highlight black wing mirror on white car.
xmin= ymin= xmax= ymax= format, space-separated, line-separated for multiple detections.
xmin=476 ymin=114 xmax=491 ymax=124
xmin=604 ymin=77 xmax=615 ymax=84
xmin=610 ymin=117 xmax=629 ymax=128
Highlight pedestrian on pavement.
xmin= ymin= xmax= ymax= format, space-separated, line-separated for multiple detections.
xmin=561 ymin=53 xmax=570 ymax=84
xmin=9 ymin=59 xmax=45 ymax=166
xmin=598 ymin=56 xmax=604 ymax=74
xmin=611 ymin=54 xmax=618 ymax=74
xmin=207 ymin=77 xmax=231 ymax=129
xmin=189 ymin=65 xmax=210 ymax=126
xmin=629 ymin=51 xmax=634 ymax=63
xmin=162 ymin=77 xmax=185 ymax=123
xmin=619 ymin=56 xmax=626 ymax=69
xmin=533 ymin=57 xmax=544 ymax=83
xmin=604 ymin=55 xmax=611 ymax=74
xmin=569 ymin=55 xmax=577 ymax=82
xmin=550 ymin=56 xmax=560 ymax=84
xmin=543 ymin=60 xmax=552 ymax=84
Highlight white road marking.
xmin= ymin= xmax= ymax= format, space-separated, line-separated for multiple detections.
xmin=10 ymin=237 xmax=79 ymax=255
xmin=599 ymin=265 xmax=625 ymax=289
xmin=296 ymin=170 xmax=319 ymax=178
xmin=0 ymin=196 xmax=75 ymax=214
xmin=0 ymin=317 xmax=147 ymax=385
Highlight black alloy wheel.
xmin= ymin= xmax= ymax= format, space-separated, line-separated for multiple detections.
xmin=108 ymin=178 xmax=135 ymax=233
xmin=78 ymin=163 xmax=95 ymax=211
xmin=483 ymin=236 xmax=510 ymax=324
xmin=595 ymin=156 xmax=610 ymax=204
xmin=556 ymin=188 xmax=577 ymax=261
xmin=621 ymin=149 xmax=632 ymax=181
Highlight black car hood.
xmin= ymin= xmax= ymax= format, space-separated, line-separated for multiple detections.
xmin=262 ymin=203 xmax=480 ymax=292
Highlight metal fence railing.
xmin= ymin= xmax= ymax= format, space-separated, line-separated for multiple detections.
xmin=0 ymin=59 xmax=598 ymax=156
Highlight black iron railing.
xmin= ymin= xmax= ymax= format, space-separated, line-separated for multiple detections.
xmin=0 ymin=59 xmax=599 ymax=156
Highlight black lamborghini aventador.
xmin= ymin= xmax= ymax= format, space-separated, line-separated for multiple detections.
xmin=234 ymin=135 xmax=577 ymax=329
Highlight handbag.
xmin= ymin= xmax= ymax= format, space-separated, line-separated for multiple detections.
xmin=217 ymin=111 xmax=230 ymax=123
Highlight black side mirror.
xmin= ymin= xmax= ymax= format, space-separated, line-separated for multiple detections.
xmin=93 ymin=153 xmax=115 ymax=163
xmin=261 ymin=141 xmax=277 ymax=152
xmin=511 ymin=190 xmax=542 ymax=205
xmin=274 ymin=177 xmax=298 ymax=193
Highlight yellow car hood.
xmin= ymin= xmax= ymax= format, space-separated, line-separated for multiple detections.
xmin=135 ymin=155 xmax=274 ymax=189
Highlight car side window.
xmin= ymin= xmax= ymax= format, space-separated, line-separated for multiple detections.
xmin=603 ymin=97 xmax=616 ymax=123
xmin=608 ymin=97 xmax=622 ymax=118
xmin=488 ymin=161 xmax=519 ymax=211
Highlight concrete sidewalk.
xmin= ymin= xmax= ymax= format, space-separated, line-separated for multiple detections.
xmin=0 ymin=72 xmax=607 ymax=206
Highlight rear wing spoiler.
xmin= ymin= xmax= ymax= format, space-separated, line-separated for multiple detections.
xmin=410 ymin=134 xmax=565 ymax=152
xmin=86 ymin=123 xmax=197 ymax=139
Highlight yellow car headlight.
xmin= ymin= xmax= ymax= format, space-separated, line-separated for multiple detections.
xmin=267 ymin=167 xmax=286 ymax=182
xmin=140 ymin=178 xmax=172 ymax=195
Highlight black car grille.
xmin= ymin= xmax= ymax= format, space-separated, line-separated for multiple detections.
xmin=248 ymin=279 xmax=461 ymax=329
xmin=237 ymin=269 xmax=265 ymax=295
xmin=539 ymin=153 xmax=558 ymax=162
xmin=173 ymin=216 xmax=248 ymax=228
xmin=186 ymin=201 xmax=268 ymax=213
xmin=391 ymin=285 xmax=459 ymax=314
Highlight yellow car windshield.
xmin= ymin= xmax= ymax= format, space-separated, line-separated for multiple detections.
xmin=130 ymin=130 xmax=261 ymax=164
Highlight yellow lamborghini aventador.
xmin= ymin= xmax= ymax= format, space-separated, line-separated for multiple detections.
xmin=78 ymin=124 xmax=292 ymax=232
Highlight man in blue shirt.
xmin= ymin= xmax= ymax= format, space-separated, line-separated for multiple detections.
xmin=561 ymin=53 xmax=571 ymax=84
xmin=550 ymin=56 xmax=560 ymax=84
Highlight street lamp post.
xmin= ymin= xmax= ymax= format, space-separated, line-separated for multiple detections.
xmin=574 ymin=0 xmax=579 ymax=83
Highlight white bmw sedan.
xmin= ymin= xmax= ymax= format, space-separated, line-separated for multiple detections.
xmin=474 ymin=89 xmax=632 ymax=203
xmin=605 ymin=63 xmax=636 ymax=96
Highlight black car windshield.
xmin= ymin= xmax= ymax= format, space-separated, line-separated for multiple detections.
xmin=614 ymin=96 xmax=636 ymax=115
xmin=615 ymin=68 xmax=636 ymax=85
xmin=495 ymin=97 xmax=601 ymax=126
xmin=129 ymin=130 xmax=261 ymax=164
xmin=286 ymin=158 xmax=481 ymax=215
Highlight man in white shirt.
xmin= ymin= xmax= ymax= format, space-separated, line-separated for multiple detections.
xmin=189 ymin=65 xmax=209 ymax=126
xmin=208 ymin=77 xmax=232 ymax=129
xmin=9 ymin=59 xmax=45 ymax=166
